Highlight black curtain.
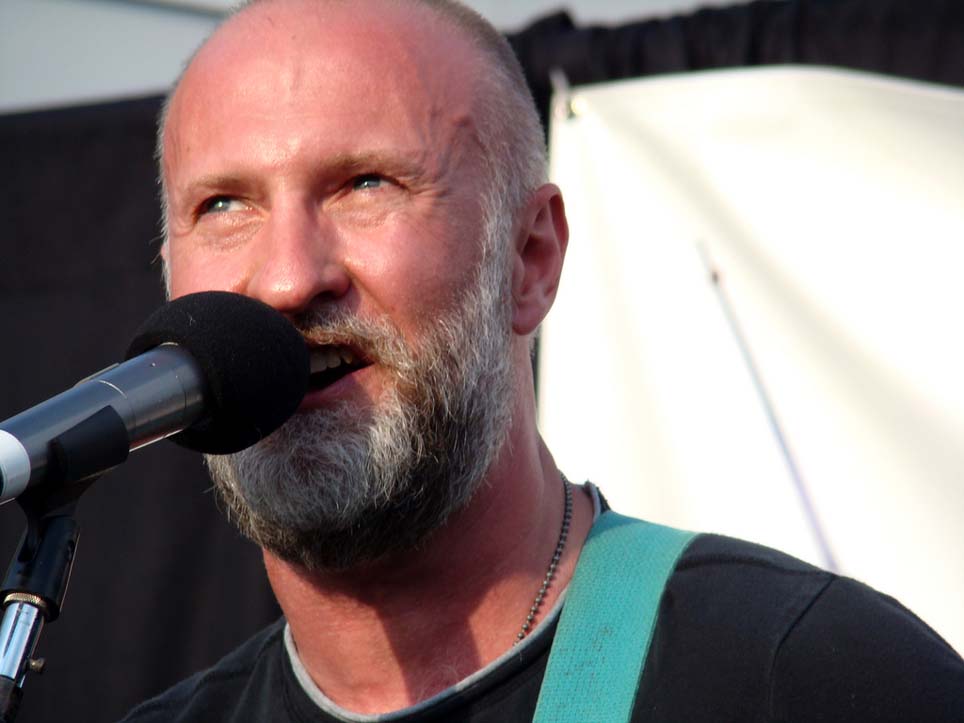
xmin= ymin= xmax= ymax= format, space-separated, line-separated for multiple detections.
xmin=2 ymin=0 xmax=963 ymax=720
xmin=510 ymin=0 xmax=964 ymax=132
xmin=0 ymin=99 xmax=280 ymax=722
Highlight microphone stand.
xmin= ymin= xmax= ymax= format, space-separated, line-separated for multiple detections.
xmin=0 ymin=405 xmax=129 ymax=722
xmin=0 ymin=485 xmax=86 ymax=723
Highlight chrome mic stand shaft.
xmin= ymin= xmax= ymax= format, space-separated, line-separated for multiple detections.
xmin=0 ymin=596 xmax=48 ymax=721
xmin=0 ymin=489 xmax=84 ymax=723
xmin=0 ymin=392 xmax=134 ymax=720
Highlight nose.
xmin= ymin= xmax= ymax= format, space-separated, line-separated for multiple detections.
xmin=244 ymin=202 xmax=351 ymax=316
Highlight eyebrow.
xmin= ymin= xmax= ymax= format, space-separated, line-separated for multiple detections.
xmin=322 ymin=149 xmax=429 ymax=179
xmin=174 ymin=149 xmax=431 ymax=206
xmin=175 ymin=174 xmax=250 ymax=205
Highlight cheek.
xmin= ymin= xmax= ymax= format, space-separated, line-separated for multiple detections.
xmin=166 ymin=241 xmax=249 ymax=299
xmin=350 ymin=229 xmax=478 ymax=325
xmin=343 ymin=199 xmax=472 ymax=285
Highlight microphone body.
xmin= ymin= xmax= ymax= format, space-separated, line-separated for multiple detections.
xmin=0 ymin=290 xmax=311 ymax=506
xmin=0 ymin=345 xmax=206 ymax=504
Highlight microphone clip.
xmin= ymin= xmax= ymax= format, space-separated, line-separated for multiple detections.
xmin=0 ymin=409 xmax=119 ymax=721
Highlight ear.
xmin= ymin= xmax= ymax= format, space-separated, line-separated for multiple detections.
xmin=511 ymin=183 xmax=569 ymax=336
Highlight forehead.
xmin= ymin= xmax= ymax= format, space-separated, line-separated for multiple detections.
xmin=165 ymin=0 xmax=485 ymax=172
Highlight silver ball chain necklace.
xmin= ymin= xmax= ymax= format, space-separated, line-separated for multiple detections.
xmin=515 ymin=476 xmax=573 ymax=643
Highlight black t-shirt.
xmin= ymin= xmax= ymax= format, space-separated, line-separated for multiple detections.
xmin=121 ymin=534 xmax=964 ymax=722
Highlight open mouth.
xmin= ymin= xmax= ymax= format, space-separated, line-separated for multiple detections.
xmin=308 ymin=345 xmax=370 ymax=392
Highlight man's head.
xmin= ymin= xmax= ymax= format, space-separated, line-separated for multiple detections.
xmin=158 ymin=0 xmax=547 ymax=275
xmin=159 ymin=0 xmax=567 ymax=570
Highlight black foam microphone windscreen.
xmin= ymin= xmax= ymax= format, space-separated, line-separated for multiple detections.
xmin=126 ymin=291 xmax=310 ymax=454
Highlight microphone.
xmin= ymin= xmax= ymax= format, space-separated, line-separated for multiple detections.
xmin=0 ymin=291 xmax=310 ymax=505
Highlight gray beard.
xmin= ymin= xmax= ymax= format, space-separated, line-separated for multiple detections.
xmin=204 ymin=246 xmax=514 ymax=571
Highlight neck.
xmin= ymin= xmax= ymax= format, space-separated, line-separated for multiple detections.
xmin=264 ymin=424 xmax=593 ymax=715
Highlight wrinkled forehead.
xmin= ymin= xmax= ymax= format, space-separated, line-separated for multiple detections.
xmin=165 ymin=0 xmax=485 ymax=152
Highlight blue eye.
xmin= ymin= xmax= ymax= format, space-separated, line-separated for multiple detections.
xmin=352 ymin=174 xmax=383 ymax=190
xmin=201 ymin=196 xmax=242 ymax=214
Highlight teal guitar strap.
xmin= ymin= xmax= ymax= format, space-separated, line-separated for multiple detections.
xmin=533 ymin=511 xmax=697 ymax=723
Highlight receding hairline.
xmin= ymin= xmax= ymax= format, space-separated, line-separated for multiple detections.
xmin=227 ymin=0 xmax=526 ymax=81
xmin=161 ymin=0 xmax=534 ymax=138
xmin=157 ymin=0 xmax=538 ymax=150
xmin=156 ymin=0 xmax=547 ymax=283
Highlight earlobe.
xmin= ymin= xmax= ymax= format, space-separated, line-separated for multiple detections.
xmin=511 ymin=184 xmax=569 ymax=336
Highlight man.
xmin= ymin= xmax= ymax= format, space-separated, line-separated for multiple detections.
xmin=124 ymin=0 xmax=964 ymax=720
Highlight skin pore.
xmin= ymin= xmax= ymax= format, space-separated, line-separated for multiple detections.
xmin=162 ymin=0 xmax=591 ymax=713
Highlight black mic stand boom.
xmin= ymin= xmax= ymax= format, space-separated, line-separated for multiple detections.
xmin=0 ymin=405 xmax=130 ymax=722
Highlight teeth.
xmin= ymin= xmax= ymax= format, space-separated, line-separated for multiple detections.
xmin=310 ymin=346 xmax=357 ymax=374
xmin=309 ymin=354 xmax=325 ymax=374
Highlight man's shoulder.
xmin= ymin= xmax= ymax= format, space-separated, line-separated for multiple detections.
xmin=670 ymin=531 xmax=960 ymax=666
xmin=670 ymin=531 xmax=956 ymax=652
xmin=636 ymin=530 xmax=964 ymax=721
xmin=673 ymin=531 xmax=834 ymax=602
xmin=653 ymin=531 xmax=840 ymax=671
xmin=604 ymin=513 xmax=840 ymax=631
xmin=120 ymin=618 xmax=288 ymax=723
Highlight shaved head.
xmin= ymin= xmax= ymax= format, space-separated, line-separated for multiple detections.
xmin=157 ymin=0 xmax=546 ymax=273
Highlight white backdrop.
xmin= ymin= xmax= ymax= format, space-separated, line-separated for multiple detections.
xmin=539 ymin=66 xmax=964 ymax=654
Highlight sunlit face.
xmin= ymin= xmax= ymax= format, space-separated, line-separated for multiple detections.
xmin=163 ymin=0 xmax=492 ymax=411
xmin=161 ymin=0 xmax=517 ymax=569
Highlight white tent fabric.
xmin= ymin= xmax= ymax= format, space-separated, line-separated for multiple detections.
xmin=539 ymin=66 xmax=964 ymax=654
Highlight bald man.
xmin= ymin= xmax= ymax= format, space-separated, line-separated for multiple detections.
xmin=123 ymin=1 xmax=964 ymax=721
